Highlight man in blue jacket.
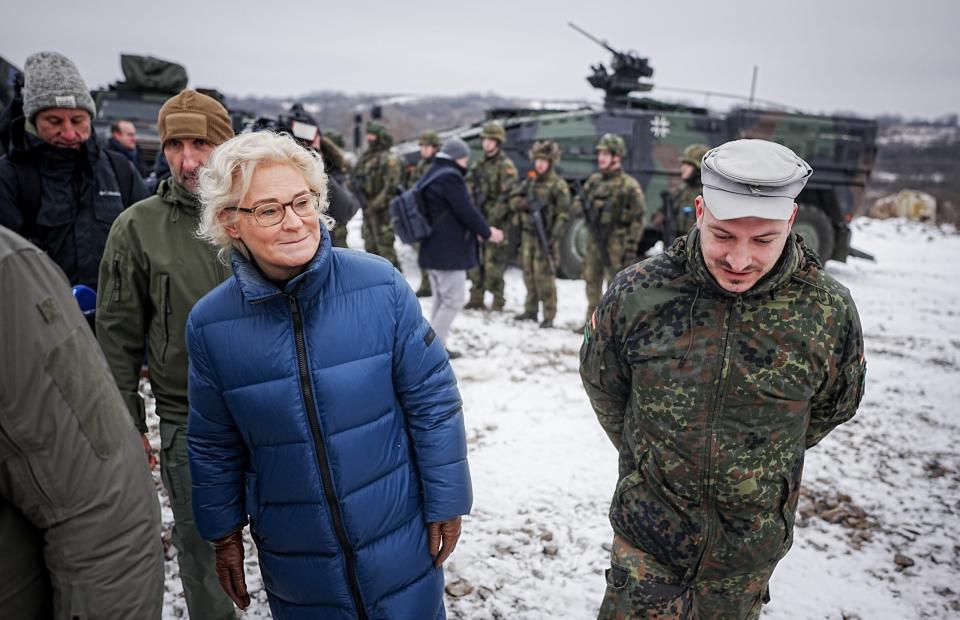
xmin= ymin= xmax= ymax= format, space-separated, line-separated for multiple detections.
xmin=418 ymin=137 xmax=504 ymax=355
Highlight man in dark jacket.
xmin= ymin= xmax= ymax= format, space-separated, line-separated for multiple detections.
xmin=0 ymin=51 xmax=148 ymax=290
xmin=96 ymin=89 xmax=237 ymax=620
xmin=0 ymin=226 xmax=163 ymax=618
xmin=106 ymin=119 xmax=143 ymax=175
xmin=419 ymin=137 xmax=503 ymax=353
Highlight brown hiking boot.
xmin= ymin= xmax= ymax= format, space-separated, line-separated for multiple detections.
xmin=464 ymin=299 xmax=486 ymax=310
xmin=491 ymin=297 xmax=505 ymax=312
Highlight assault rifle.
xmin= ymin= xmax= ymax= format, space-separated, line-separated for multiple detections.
xmin=660 ymin=190 xmax=676 ymax=247
xmin=573 ymin=178 xmax=611 ymax=269
xmin=526 ymin=189 xmax=556 ymax=274
xmin=351 ymin=171 xmax=381 ymax=248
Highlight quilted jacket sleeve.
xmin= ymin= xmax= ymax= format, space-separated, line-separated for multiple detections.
xmin=390 ymin=270 xmax=473 ymax=522
xmin=186 ymin=314 xmax=249 ymax=541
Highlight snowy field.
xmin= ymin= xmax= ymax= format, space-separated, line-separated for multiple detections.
xmin=150 ymin=217 xmax=960 ymax=619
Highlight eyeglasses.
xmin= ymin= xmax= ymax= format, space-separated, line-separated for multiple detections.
xmin=227 ymin=192 xmax=319 ymax=227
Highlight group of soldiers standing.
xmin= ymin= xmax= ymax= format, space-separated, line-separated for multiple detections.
xmin=347 ymin=117 xmax=710 ymax=331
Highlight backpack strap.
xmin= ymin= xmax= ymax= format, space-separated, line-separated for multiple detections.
xmin=104 ymin=149 xmax=135 ymax=206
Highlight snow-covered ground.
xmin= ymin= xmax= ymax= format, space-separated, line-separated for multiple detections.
xmin=152 ymin=217 xmax=960 ymax=618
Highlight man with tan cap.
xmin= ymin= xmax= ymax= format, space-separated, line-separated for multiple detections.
xmin=0 ymin=51 xmax=149 ymax=289
xmin=581 ymin=139 xmax=866 ymax=618
xmin=96 ymin=89 xmax=237 ymax=619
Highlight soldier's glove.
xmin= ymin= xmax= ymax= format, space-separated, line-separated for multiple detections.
xmin=622 ymin=251 xmax=638 ymax=266
xmin=213 ymin=528 xmax=250 ymax=609
xmin=427 ymin=516 xmax=462 ymax=566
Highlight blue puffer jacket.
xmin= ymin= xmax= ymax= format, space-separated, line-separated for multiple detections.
xmin=186 ymin=224 xmax=472 ymax=619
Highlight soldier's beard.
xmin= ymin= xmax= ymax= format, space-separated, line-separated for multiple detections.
xmin=179 ymin=170 xmax=200 ymax=193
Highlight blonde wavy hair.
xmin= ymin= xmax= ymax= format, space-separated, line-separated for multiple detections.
xmin=197 ymin=131 xmax=334 ymax=261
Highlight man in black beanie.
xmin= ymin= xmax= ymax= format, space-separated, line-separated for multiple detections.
xmin=0 ymin=51 xmax=148 ymax=290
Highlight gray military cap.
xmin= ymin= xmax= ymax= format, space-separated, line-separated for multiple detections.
xmin=700 ymin=139 xmax=812 ymax=220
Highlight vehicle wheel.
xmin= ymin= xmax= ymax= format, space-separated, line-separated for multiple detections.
xmin=558 ymin=216 xmax=588 ymax=279
xmin=793 ymin=204 xmax=835 ymax=261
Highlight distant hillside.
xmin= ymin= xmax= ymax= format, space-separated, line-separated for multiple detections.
xmin=868 ymin=117 xmax=960 ymax=225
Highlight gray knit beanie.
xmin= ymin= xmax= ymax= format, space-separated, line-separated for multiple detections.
xmin=439 ymin=137 xmax=470 ymax=161
xmin=22 ymin=51 xmax=96 ymax=122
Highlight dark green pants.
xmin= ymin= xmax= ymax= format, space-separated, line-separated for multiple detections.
xmin=599 ymin=535 xmax=772 ymax=620
xmin=160 ymin=421 xmax=236 ymax=620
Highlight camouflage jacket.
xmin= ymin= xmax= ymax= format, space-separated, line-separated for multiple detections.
xmin=467 ymin=150 xmax=518 ymax=227
xmin=574 ymin=168 xmax=646 ymax=257
xmin=353 ymin=146 xmax=402 ymax=214
xmin=509 ymin=170 xmax=570 ymax=240
xmin=406 ymin=156 xmax=433 ymax=188
xmin=580 ymin=230 xmax=866 ymax=581
xmin=669 ymin=177 xmax=702 ymax=237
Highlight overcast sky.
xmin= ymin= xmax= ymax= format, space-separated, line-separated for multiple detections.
xmin=3 ymin=0 xmax=957 ymax=118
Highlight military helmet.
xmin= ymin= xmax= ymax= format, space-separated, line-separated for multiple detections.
xmin=480 ymin=121 xmax=506 ymax=143
xmin=595 ymin=133 xmax=627 ymax=157
xmin=324 ymin=129 xmax=345 ymax=149
xmin=419 ymin=130 xmax=441 ymax=147
xmin=681 ymin=143 xmax=710 ymax=170
xmin=365 ymin=121 xmax=394 ymax=148
xmin=529 ymin=140 xmax=561 ymax=164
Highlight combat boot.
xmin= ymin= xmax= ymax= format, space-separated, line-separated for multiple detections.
xmin=415 ymin=287 xmax=432 ymax=298
xmin=464 ymin=297 xmax=486 ymax=311
xmin=539 ymin=319 xmax=553 ymax=329
xmin=491 ymin=296 xmax=506 ymax=312
xmin=514 ymin=311 xmax=537 ymax=322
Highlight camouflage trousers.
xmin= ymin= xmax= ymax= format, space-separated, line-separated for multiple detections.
xmin=598 ymin=535 xmax=773 ymax=620
xmin=583 ymin=233 xmax=625 ymax=324
xmin=520 ymin=235 xmax=557 ymax=320
xmin=332 ymin=223 xmax=349 ymax=248
xmin=467 ymin=233 xmax=513 ymax=307
xmin=361 ymin=209 xmax=400 ymax=270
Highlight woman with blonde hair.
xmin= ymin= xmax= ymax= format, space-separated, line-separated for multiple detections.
xmin=186 ymin=131 xmax=472 ymax=619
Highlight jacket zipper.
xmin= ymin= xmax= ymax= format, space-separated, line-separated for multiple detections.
xmin=288 ymin=295 xmax=368 ymax=619
xmin=690 ymin=294 xmax=741 ymax=582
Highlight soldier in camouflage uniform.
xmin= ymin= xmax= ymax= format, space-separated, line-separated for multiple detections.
xmin=580 ymin=140 xmax=866 ymax=619
xmin=509 ymin=140 xmax=570 ymax=328
xmin=354 ymin=121 xmax=403 ymax=269
xmin=407 ymin=130 xmax=442 ymax=186
xmin=666 ymin=144 xmax=709 ymax=244
xmin=409 ymin=130 xmax=442 ymax=296
xmin=574 ymin=133 xmax=646 ymax=330
xmin=465 ymin=121 xmax=518 ymax=311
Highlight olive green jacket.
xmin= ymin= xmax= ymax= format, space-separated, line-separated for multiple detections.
xmin=0 ymin=227 xmax=163 ymax=618
xmin=581 ymin=230 xmax=866 ymax=581
xmin=96 ymin=180 xmax=231 ymax=432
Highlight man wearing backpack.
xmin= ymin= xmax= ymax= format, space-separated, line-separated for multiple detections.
xmin=0 ymin=51 xmax=149 ymax=290
xmin=418 ymin=137 xmax=504 ymax=356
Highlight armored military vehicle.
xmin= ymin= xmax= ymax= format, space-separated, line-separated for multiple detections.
xmin=401 ymin=25 xmax=877 ymax=277
xmin=90 ymin=55 xmax=189 ymax=174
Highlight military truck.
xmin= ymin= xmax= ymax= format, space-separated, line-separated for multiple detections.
xmin=90 ymin=55 xmax=249 ymax=175
xmin=90 ymin=55 xmax=189 ymax=174
xmin=400 ymin=25 xmax=877 ymax=277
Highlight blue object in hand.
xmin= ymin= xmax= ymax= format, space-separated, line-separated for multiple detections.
xmin=72 ymin=285 xmax=97 ymax=317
